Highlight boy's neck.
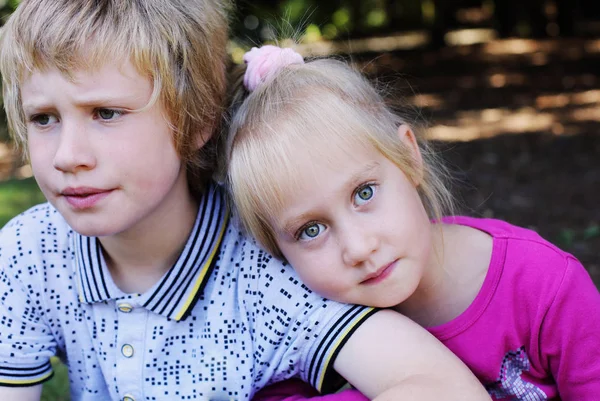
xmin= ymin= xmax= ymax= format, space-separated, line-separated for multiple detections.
xmin=394 ymin=223 xmax=492 ymax=328
xmin=99 ymin=190 xmax=200 ymax=295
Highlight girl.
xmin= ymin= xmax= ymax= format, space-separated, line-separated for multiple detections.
xmin=222 ymin=45 xmax=600 ymax=400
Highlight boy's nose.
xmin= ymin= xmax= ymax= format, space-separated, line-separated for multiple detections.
xmin=53 ymin=121 xmax=96 ymax=173
xmin=340 ymin=224 xmax=379 ymax=267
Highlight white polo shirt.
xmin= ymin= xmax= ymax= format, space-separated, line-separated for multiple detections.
xmin=0 ymin=184 xmax=375 ymax=400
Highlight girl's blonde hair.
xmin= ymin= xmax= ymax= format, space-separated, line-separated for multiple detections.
xmin=0 ymin=0 xmax=231 ymax=196
xmin=222 ymin=57 xmax=454 ymax=259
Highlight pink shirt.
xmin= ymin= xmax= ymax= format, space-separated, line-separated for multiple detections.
xmin=254 ymin=217 xmax=600 ymax=401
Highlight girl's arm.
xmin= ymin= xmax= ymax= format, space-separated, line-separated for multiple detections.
xmin=334 ymin=310 xmax=491 ymax=401
xmin=253 ymin=379 xmax=368 ymax=401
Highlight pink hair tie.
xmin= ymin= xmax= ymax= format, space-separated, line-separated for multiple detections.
xmin=243 ymin=45 xmax=304 ymax=92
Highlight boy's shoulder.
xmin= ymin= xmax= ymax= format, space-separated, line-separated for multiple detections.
xmin=0 ymin=202 xmax=73 ymax=259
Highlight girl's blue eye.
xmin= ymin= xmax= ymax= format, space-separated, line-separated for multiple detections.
xmin=298 ymin=223 xmax=326 ymax=241
xmin=354 ymin=184 xmax=375 ymax=205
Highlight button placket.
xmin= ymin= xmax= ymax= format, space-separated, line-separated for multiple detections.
xmin=115 ymin=301 xmax=146 ymax=400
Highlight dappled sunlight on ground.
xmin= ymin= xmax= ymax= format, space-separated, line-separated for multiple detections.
xmin=350 ymin=36 xmax=600 ymax=145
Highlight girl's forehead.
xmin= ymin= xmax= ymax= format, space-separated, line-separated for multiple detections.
xmin=269 ymin=131 xmax=378 ymax=189
xmin=283 ymin=127 xmax=374 ymax=163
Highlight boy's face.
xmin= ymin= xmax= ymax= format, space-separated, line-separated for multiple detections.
xmin=21 ymin=60 xmax=193 ymax=238
xmin=269 ymin=133 xmax=433 ymax=308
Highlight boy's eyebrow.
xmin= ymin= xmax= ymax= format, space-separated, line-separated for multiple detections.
xmin=22 ymin=94 xmax=146 ymax=113
xmin=22 ymin=99 xmax=57 ymax=114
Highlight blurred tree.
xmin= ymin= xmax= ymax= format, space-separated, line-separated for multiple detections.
xmin=494 ymin=0 xmax=547 ymax=38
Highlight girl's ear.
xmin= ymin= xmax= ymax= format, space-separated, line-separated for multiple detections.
xmin=397 ymin=124 xmax=424 ymax=186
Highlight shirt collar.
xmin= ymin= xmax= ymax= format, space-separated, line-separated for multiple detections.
xmin=73 ymin=183 xmax=229 ymax=321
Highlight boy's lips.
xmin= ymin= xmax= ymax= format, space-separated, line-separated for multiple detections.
xmin=60 ymin=187 xmax=114 ymax=209
xmin=361 ymin=259 xmax=398 ymax=285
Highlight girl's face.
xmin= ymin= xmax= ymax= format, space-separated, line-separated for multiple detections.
xmin=269 ymin=127 xmax=435 ymax=308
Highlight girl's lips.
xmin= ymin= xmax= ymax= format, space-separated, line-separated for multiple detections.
xmin=61 ymin=188 xmax=113 ymax=210
xmin=361 ymin=260 xmax=398 ymax=285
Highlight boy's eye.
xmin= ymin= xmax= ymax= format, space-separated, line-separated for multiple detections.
xmin=96 ymin=108 xmax=122 ymax=120
xmin=354 ymin=184 xmax=375 ymax=205
xmin=30 ymin=114 xmax=57 ymax=126
xmin=298 ymin=223 xmax=326 ymax=241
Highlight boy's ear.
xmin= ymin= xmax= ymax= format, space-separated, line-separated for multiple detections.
xmin=397 ymin=124 xmax=424 ymax=186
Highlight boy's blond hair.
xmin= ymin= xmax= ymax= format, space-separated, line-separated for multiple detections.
xmin=223 ymin=58 xmax=454 ymax=259
xmin=0 ymin=0 xmax=231 ymax=195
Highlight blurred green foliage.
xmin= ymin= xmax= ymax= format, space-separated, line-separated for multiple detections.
xmin=0 ymin=177 xmax=45 ymax=227
xmin=41 ymin=358 xmax=70 ymax=401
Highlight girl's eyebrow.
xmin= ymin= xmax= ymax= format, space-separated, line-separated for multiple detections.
xmin=279 ymin=161 xmax=381 ymax=236
xmin=281 ymin=215 xmax=313 ymax=237
xmin=347 ymin=161 xmax=380 ymax=185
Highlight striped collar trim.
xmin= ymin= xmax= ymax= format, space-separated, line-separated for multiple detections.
xmin=74 ymin=184 xmax=228 ymax=321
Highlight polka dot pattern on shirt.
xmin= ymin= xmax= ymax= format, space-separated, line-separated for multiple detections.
xmin=0 ymin=184 xmax=376 ymax=400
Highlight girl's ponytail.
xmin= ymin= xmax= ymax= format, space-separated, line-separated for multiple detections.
xmin=217 ymin=46 xmax=304 ymax=183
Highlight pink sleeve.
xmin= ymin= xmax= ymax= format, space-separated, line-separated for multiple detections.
xmin=540 ymin=256 xmax=600 ymax=400
xmin=252 ymin=379 xmax=369 ymax=401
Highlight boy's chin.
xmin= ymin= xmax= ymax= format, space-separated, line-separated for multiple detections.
xmin=57 ymin=208 xmax=124 ymax=238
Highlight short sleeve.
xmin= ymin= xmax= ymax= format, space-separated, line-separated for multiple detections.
xmin=0 ymin=220 xmax=56 ymax=386
xmin=239 ymin=246 xmax=376 ymax=394
xmin=540 ymin=256 xmax=600 ymax=399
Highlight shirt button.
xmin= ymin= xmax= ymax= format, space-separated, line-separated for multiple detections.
xmin=117 ymin=303 xmax=133 ymax=313
xmin=123 ymin=395 xmax=135 ymax=401
xmin=121 ymin=344 xmax=134 ymax=358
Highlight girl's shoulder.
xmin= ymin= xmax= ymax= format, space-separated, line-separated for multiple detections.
xmin=442 ymin=215 xmax=540 ymax=240
xmin=443 ymin=215 xmax=564 ymax=254
xmin=444 ymin=215 xmax=581 ymax=275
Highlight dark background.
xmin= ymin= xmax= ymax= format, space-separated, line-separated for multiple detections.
xmin=0 ymin=0 xmax=598 ymax=285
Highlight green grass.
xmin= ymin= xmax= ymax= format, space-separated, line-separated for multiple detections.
xmin=42 ymin=358 xmax=70 ymax=401
xmin=0 ymin=177 xmax=46 ymax=227
xmin=0 ymin=178 xmax=70 ymax=400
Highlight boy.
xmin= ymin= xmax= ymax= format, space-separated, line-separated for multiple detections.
xmin=0 ymin=1 xmax=489 ymax=400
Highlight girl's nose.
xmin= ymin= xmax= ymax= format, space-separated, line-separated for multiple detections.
xmin=340 ymin=224 xmax=379 ymax=267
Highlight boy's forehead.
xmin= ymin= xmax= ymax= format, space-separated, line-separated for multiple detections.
xmin=22 ymin=51 xmax=147 ymax=83
xmin=23 ymin=57 xmax=149 ymax=86
xmin=21 ymin=59 xmax=154 ymax=109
